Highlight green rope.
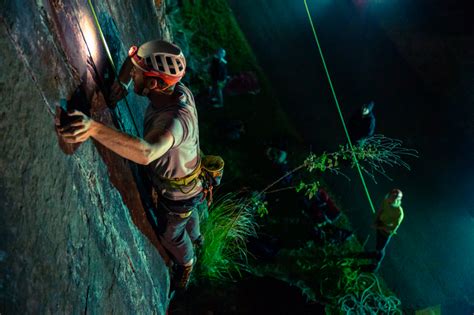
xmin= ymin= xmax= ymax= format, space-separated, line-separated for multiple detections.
xmin=303 ymin=0 xmax=376 ymax=214
xmin=87 ymin=0 xmax=140 ymax=135
xmin=88 ymin=0 xmax=116 ymax=73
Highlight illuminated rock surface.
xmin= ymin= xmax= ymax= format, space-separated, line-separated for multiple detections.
xmin=0 ymin=1 xmax=173 ymax=313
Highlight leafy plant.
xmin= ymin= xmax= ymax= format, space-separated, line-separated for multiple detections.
xmin=295 ymin=181 xmax=320 ymax=199
xmin=263 ymin=135 xmax=419 ymax=202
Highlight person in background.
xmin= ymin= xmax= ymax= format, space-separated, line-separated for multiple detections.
xmin=348 ymin=101 xmax=376 ymax=144
xmin=265 ymin=145 xmax=292 ymax=186
xmin=209 ymin=48 xmax=228 ymax=108
xmin=302 ymin=188 xmax=353 ymax=245
xmin=372 ymin=188 xmax=404 ymax=271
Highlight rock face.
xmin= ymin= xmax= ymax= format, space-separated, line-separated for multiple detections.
xmin=0 ymin=1 xmax=174 ymax=313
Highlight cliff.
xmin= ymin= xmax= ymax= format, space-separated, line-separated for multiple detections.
xmin=0 ymin=1 xmax=175 ymax=313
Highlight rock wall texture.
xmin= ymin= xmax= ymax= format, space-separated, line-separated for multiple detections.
xmin=0 ymin=0 xmax=176 ymax=313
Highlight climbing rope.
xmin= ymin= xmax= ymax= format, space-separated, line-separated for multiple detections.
xmin=318 ymin=254 xmax=401 ymax=313
xmin=67 ymin=5 xmax=125 ymax=133
xmin=303 ymin=0 xmax=376 ymax=214
xmin=87 ymin=0 xmax=140 ymax=135
xmin=337 ymin=273 xmax=402 ymax=314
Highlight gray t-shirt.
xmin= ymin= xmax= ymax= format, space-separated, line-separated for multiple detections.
xmin=143 ymin=83 xmax=202 ymax=200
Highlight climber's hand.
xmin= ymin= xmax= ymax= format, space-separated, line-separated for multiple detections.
xmin=109 ymin=81 xmax=128 ymax=104
xmin=58 ymin=110 xmax=94 ymax=143
xmin=54 ymin=106 xmax=63 ymax=135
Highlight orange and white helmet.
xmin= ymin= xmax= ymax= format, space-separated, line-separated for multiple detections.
xmin=128 ymin=40 xmax=186 ymax=87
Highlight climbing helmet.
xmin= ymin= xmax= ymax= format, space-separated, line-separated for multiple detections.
xmin=128 ymin=40 xmax=186 ymax=87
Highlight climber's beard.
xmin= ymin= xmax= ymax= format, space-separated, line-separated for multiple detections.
xmin=133 ymin=81 xmax=148 ymax=96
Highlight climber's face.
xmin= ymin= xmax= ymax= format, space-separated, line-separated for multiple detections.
xmin=389 ymin=191 xmax=403 ymax=207
xmin=130 ymin=66 xmax=147 ymax=96
xmin=130 ymin=66 xmax=173 ymax=96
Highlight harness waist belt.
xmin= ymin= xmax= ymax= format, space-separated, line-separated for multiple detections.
xmin=160 ymin=160 xmax=202 ymax=188
xmin=168 ymin=210 xmax=193 ymax=219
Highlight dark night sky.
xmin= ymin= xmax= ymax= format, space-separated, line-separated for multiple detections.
xmin=229 ymin=0 xmax=474 ymax=312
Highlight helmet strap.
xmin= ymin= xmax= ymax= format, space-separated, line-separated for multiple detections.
xmin=146 ymin=76 xmax=175 ymax=95
xmin=154 ymin=85 xmax=174 ymax=95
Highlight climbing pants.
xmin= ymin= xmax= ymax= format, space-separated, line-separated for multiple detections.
xmin=375 ymin=230 xmax=392 ymax=266
xmin=154 ymin=193 xmax=203 ymax=265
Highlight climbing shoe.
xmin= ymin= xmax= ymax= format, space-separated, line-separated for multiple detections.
xmin=171 ymin=263 xmax=193 ymax=292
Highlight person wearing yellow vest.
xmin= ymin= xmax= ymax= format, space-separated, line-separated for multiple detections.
xmin=373 ymin=188 xmax=404 ymax=271
xmin=57 ymin=40 xmax=203 ymax=292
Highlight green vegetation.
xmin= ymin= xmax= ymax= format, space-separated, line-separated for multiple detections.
xmin=191 ymin=136 xmax=413 ymax=311
xmin=253 ymin=135 xmax=418 ymax=218
xmin=167 ymin=0 xmax=301 ymax=185
xmin=251 ymin=239 xmax=401 ymax=314
xmin=166 ymin=0 xmax=411 ymax=313
xmin=178 ymin=0 xmax=258 ymax=73
xmin=195 ymin=194 xmax=257 ymax=281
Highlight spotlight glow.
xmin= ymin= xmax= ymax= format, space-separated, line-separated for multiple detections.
xmin=80 ymin=16 xmax=100 ymax=61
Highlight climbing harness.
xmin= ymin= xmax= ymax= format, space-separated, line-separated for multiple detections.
xmin=161 ymin=161 xmax=203 ymax=193
xmin=303 ymin=0 xmax=376 ymax=214
xmin=158 ymin=155 xmax=225 ymax=206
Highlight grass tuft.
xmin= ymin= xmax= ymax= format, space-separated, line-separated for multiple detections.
xmin=196 ymin=194 xmax=258 ymax=281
